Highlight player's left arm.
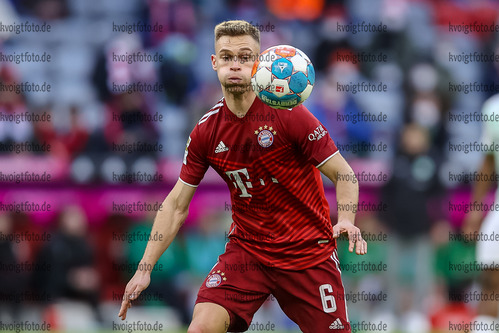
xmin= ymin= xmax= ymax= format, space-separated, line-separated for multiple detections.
xmin=319 ymin=153 xmax=367 ymax=255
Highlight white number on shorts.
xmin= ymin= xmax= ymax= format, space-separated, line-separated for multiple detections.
xmin=319 ymin=284 xmax=337 ymax=313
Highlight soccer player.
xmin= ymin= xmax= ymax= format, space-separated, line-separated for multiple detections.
xmin=463 ymin=94 xmax=499 ymax=331
xmin=118 ymin=20 xmax=367 ymax=333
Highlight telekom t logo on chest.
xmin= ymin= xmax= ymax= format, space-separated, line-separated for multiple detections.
xmin=225 ymin=168 xmax=280 ymax=198
xmin=225 ymin=168 xmax=279 ymax=198
xmin=225 ymin=168 xmax=253 ymax=198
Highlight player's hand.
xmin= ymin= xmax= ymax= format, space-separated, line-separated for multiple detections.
xmin=118 ymin=269 xmax=151 ymax=320
xmin=462 ymin=210 xmax=483 ymax=236
xmin=333 ymin=220 xmax=367 ymax=255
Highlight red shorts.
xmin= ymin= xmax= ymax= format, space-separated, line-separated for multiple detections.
xmin=195 ymin=241 xmax=351 ymax=332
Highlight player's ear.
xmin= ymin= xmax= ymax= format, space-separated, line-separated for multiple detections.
xmin=211 ymin=54 xmax=217 ymax=71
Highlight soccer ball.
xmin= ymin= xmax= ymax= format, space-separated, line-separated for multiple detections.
xmin=251 ymin=45 xmax=315 ymax=109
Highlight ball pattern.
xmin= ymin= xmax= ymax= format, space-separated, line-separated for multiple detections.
xmin=251 ymin=45 xmax=315 ymax=109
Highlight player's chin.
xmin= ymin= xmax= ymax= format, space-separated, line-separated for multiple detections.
xmin=223 ymin=82 xmax=252 ymax=95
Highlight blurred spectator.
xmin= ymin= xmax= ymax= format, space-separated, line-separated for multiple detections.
xmin=34 ymin=206 xmax=101 ymax=323
xmin=184 ymin=210 xmax=227 ymax=280
xmin=14 ymin=0 xmax=69 ymax=20
xmin=0 ymin=67 xmax=32 ymax=152
xmin=380 ymin=122 xmax=443 ymax=328
xmin=34 ymin=105 xmax=90 ymax=160
xmin=336 ymin=215 xmax=390 ymax=323
xmin=125 ymin=219 xmax=191 ymax=325
xmin=429 ymin=219 xmax=477 ymax=332
xmin=103 ymin=92 xmax=160 ymax=158
xmin=95 ymin=214 xmax=132 ymax=302
xmin=0 ymin=213 xmax=26 ymax=321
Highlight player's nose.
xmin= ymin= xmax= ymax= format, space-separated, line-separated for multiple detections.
xmin=230 ymin=57 xmax=242 ymax=70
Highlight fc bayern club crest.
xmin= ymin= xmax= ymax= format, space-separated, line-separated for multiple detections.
xmin=205 ymin=270 xmax=226 ymax=288
xmin=254 ymin=125 xmax=277 ymax=148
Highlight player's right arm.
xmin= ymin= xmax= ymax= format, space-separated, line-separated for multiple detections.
xmin=463 ymin=153 xmax=495 ymax=234
xmin=118 ymin=113 xmax=210 ymax=320
xmin=118 ymin=179 xmax=196 ymax=320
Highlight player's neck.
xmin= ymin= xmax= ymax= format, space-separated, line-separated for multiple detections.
xmin=223 ymin=91 xmax=256 ymax=118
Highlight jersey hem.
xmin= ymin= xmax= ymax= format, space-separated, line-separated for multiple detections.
xmin=232 ymin=238 xmax=336 ymax=271
xmin=178 ymin=177 xmax=199 ymax=188
xmin=316 ymin=150 xmax=339 ymax=168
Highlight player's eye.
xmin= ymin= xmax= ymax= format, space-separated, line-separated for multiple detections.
xmin=240 ymin=55 xmax=251 ymax=63
xmin=221 ymin=55 xmax=232 ymax=62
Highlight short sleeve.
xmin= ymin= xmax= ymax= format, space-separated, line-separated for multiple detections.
xmin=179 ymin=125 xmax=209 ymax=187
xmin=286 ymin=105 xmax=338 ymax=167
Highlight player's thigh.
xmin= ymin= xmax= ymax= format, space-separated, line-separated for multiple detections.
xmin=195 ymin=241 xmax=272 ymax=332
xmin=187 ymin=302 xmax=230 ymax=333
xmin=272 ymin=249 xmax=351 ymax=333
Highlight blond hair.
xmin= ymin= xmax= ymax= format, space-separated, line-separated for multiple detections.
xmin=214 ymin=20 xmax=260 ymax=44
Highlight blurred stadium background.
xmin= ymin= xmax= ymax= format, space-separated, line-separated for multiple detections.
xmin=0 ymin=0 xmax=498 ymax=332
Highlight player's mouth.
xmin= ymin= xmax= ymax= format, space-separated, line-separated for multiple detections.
xmin=227 ymin=76 xmax=243 ymax=83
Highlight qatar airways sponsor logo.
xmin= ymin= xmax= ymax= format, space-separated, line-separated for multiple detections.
xmin=308 ymin=125 xmax=327 ymax=141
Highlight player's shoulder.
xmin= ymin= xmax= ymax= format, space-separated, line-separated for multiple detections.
xmin=197 ymin=97 xmax=224 ymax=126
xmin=265 ymin=102 xmax=309 ymax=117
xmin=291 ymin=103 xmax=312 ymax=115
xmin=275 ymin=103 xmax=316 ymax=125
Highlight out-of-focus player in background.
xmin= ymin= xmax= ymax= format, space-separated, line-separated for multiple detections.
xmin=118 ymin=20 xmax=367 ymax=333
xmin=463 ymin=94 xmax=499 ymax=331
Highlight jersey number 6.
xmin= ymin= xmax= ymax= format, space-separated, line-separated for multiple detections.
xmin=319 ymin=284 xmax=337 ymax=313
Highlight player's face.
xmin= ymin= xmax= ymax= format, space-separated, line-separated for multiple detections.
xmin=212 ymin=35 xmax=260 ymax=95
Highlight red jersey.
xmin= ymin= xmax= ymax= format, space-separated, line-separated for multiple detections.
xmin=179 ymin=97 xmax=339 ymax=270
